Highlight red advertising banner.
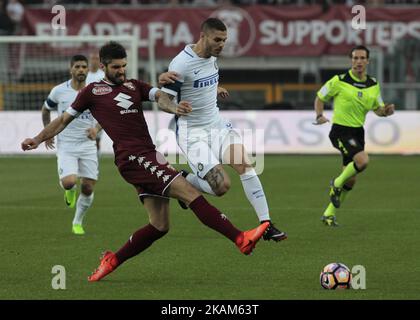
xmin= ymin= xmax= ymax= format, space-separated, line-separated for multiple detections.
xmin=23 ymin=5 xmax=420 ymax=58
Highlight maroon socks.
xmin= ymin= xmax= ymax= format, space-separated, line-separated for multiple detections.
xmin=115 ymin=223 xmax=167 ymax=265
xmin=189 ymin=195 xmax=241 ymax=243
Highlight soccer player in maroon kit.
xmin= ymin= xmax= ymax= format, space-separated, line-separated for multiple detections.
xmin=21 ymin=42 xmax=269 ymax=282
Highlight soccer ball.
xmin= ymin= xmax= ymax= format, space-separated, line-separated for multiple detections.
xmin=320 ymin=263 xmax=352 ymax=290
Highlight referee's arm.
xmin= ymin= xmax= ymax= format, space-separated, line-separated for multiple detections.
xmin=374 ymin=103 xmax=395 ymax=117
xmin=313 ymin=96 xmax=330 ymax=125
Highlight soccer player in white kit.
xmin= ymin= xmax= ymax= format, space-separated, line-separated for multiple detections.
xmin=160 ymin=18 xmax=287 ymax=242
xmin=86 ymin=52 xmax=105 ymax=153
xmin=41 ymin=55 xmax=100 ymax=235
xmin=86 ymin=52 xmax=105 ymax=84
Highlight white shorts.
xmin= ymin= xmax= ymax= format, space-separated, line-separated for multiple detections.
xmin=177 ymin=117 xmax=242 ymax=178
xmin=57 ymin=147 xmax=99 ymax=181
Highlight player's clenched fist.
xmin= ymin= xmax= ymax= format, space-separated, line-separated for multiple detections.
xmin=21 ymin=137 xmax=41 ymax=151
xmin=176 ymin=100 xmax=192 ymax=116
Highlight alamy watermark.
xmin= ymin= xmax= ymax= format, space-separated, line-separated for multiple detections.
xmin=351 ymin=264 xmax=366 ymax=290
xmin=51 ymin=5 xmax=66 ymax=30
xmin=51 ymin=265 xmax=66 ymax=290
xmin=155 ymin=127 xmax=266 ymax=175
xmin=351 ymin=5 xmax=367 ymax=30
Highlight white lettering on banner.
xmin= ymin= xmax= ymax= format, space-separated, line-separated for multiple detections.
xmin=3 ymin=112 xmax=420 ymax=155
xmin=34 ymin=18 xmax=420 ymax=50
xmin=259 ymin=20 xmax=420 ymax=46
xmin=34 ymin=22 xmax=193 ymax=48
xmin=173 ymin=22 xmax=193 ymax=46
xmin=148 ymin=22 xmax=193 ymax=46
xmin=326 ymin=21 xmax=347 ymax=45
xmin=295 ymin=21 xmax=312 ymax=45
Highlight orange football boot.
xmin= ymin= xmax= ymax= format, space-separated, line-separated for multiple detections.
xmin=88 ymin=251 xmax=118 ymax=282
xmin=235 ymin=221 xmax=270 ymax=255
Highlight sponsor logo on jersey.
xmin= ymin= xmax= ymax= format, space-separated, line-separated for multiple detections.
xmin=120 ymin=109 xmax=139 ymax=115
xmin=353 ymin=82 xmax=366 ymax=88
xmin=123 ymin=82 xmax=136 ymax=91
xmin=193 ymin=73 xmax=219 ymax=88
xmin=92 ymin=84 xmax=112 ymax=95
xmin=114 ymin=92 xmax=134 ymax=109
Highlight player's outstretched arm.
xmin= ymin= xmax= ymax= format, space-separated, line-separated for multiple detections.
xmin=313 ymin=96 xmax=330 ymax=125
xmin=155 ymin=90 xmax=192 ymax=116
xmin=41 ymin=105 xmax=55 ymax=150
xmin=374 ymin=103 xmax=395 ymax=117
xmin=21 ymin=112 xmax=75 ymax=151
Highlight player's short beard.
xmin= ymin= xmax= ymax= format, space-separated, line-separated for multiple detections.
xmin=76 ymin=74 xmax=86 ymax=82
xmin=107 ymin=72 xmax=125 ymax=85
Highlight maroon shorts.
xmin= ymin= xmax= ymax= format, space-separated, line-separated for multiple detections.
xmin=116 ymin=151 xmax=180 ymax=199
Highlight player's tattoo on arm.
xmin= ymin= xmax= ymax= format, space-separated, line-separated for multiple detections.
xmin=156 ymin=90 xmax=177 ymax=114
xmin=41 ymin=107 xmax=51 ymax=127
xmin=204 ymin=166 xmax=225 ymax=192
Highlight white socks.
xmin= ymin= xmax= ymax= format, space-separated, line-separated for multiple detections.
xmin=72 ymin=193 xmax=94 ymax=226
xmin=185 ymin=168 xmax=271 ymax=222
xmin=240 ymin=169 xmax=270 ymax=222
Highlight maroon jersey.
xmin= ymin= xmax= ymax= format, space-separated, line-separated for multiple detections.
xmin=69 ymin=78 xmax=179 ymax=197
xmin=70 ymin=79 xmax=156 ymax=160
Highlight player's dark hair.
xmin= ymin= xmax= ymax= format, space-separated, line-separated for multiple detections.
xmin=350 ymin=45 xmax=370 ymax=59
xmin=70 ymin=55 xmax=88 ymax=67
xmin=99 ymin=41 xmax=127 ymax=66
xmin=201 ymin=18 xmax=227 ymax=34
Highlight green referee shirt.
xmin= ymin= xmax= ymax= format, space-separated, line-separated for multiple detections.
xmin=317 ymin=70 xmax=385 ymax=127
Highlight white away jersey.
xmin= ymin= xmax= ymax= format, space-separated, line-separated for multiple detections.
xmin=161 ymin=44 xmax=220 ymax=127
xmin=44 ymin=80 xmax=96 ymax=147
xmin=86 ymin=69 xmax=105 ymax=84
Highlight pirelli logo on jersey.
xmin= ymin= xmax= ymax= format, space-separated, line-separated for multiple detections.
xmin=193 ymin=73 xmax=219 ymax=88
xmin=92 ymin=84 xmax=112 ymax=95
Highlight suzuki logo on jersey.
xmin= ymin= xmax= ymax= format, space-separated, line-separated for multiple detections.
xmin=193 ymin=73 xmax=219 ymax=88
xmin=114 ymin=92 xmax=134 ymax=111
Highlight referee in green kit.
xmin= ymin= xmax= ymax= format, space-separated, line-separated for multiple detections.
xmin=314 ymin=45 xmax=395 ymax=226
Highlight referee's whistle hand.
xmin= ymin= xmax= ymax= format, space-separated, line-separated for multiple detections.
xmin=384 ymin=103 xmax=395 ymax=116
xmin=313 ymin=116 xmax=329 ymax=125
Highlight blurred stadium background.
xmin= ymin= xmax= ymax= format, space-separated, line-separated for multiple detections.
xmin=0 ymin=0 xmax=419 ymax=155
xmin=0 ymin=0 xmax=419 ymax=301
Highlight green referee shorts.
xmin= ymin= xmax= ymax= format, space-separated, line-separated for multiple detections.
xmin=329 ymin=124 xmax=365 ymax=166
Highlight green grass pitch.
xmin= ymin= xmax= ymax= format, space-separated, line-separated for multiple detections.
xmin=0 ymin=155 xmax=419 ymax=299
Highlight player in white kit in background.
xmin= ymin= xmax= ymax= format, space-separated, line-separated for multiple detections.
xmin=86 ymin=52 xmax=105 ymax=154
xmin=160 ymin=18 xmax=287 ymax=242
xmin=86 ymin=52 xmax=105 ymax=84
xmin=41 ymin=55 xmax=101 ymax=235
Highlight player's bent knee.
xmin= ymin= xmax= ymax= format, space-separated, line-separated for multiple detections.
xmin=355 ymin=161 xmax=368 ymax=172
xmin=214 ymin=180 xmax=230 ymax=197
xmin=169 ymin=176 xmax=201 ymax=203
xmin=81 ymin=184 xmax=94 ymax=196
xmin=61 ymin=181 xmax=76 ymax=190
xmin=232 ymin=163 xmax=252 ymax=175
